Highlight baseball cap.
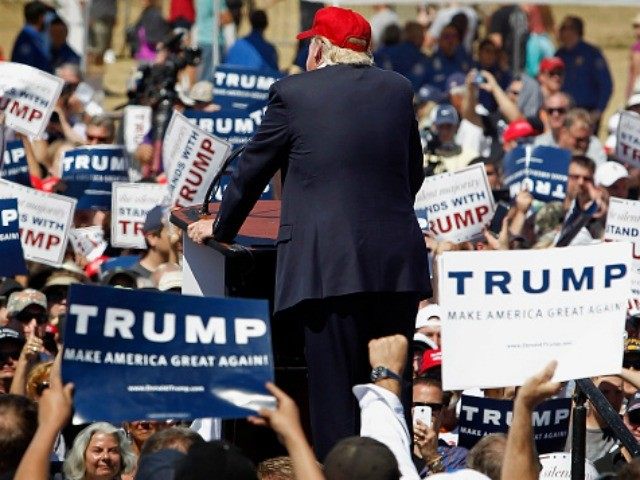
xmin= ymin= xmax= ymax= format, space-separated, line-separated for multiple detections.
xmin=419 ymin=348 xmax=442 ymax=375
xmin=296 ymin=7 xmax=371 ymax=53
xmin=6 ymin=289 xmax=47 ymax=317
xmin=416 ymin=304 xmax=442 ymax=329
xmin=594 ymin=161 xmax=629 ymax=188
xmin=143 ymin=205 xmax=168 ymax=233
xmin=42 ymin=270 xmax=83 ymax=293
xmin=433 ymin=104 xmax=459 ymax=126
xmin=445 ymin=72 xmax=466 ymax=95
xmin=324 ymin=436 xmax=399 ymax=480
xmin=0 ymin=278 xmax=24 ymax=300
xmin=626 ymin=93 xmax=640 ymax=109
xmin=628 ymin=392 xmax=640 ymax=415
xmin=502 ymin=118 xmax=542 ymax=143
xmin=416 ymin=84 xmax=445 ymax=105
xmin=539 ymin=57 xmax=565 ymax=74
xmin=633 ymin=13 xmax=640 ymax=26
xmin=0 ymin=327 xmax=25 ymax=345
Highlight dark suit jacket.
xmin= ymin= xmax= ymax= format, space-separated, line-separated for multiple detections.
xmin=214 ymin=63 xmax=431 ymax=312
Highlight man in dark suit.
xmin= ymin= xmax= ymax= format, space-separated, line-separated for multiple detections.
xmin=187 ymin=6 xmax=430 ymax=459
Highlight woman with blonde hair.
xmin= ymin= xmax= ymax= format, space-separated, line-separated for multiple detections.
xmin=63 ymin=422 xmax=136 ymax=480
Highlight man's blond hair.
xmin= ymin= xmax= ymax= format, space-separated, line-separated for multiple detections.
xmin=314 ymin=36 xmax=373 ymax=66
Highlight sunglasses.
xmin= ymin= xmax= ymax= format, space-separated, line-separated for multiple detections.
xmin=16 ymin=310 xmax=48 ymax=325
xmin=548 ymin=70 xmax=564 ymax=77
xmin=35 ymin=381 xmax=50 ymax=396
xmin=546 ymin=107 xmax=567 ymax=115
xmin=413 ymin=402 xmax=443 ymax=411
xmin=0 ymin=350 xmax=20 ymax=366
xmin=131 ymin=421 xmax=158 ymax=429
xmin=46 ymin=287 xmax=68 ymax=304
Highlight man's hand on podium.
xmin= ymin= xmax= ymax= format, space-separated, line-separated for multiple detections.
xmin=187 ymin=219 xmax=215 ymax=245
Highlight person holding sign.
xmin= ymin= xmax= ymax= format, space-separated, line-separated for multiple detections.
xmin=187 ymin=6 xmax=430 ymax=459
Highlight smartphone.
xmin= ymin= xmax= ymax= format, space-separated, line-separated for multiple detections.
xmin=414 ymin=405 xmax=432 ymax=427
xmin=489 ymin=202 xmax=510 ymax=235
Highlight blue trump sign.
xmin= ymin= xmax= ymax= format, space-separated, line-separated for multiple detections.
xmin=0 ymin=198 xmax=27 ymax=276
xmin=61 ymin=145 xmax=129 ymax=209
xmin=185 ymin=108 xmax=264 ymax=148
xmin=1 ymin=140 xmax=31 ymax=186
xmin=212 ymin=65 xmax=282 ymax=110
xmin=503 ymin=145 xmax=570 ymax=203
xmin=62 ymin=285 xmax=274 ymax=423
xmin=459 ymin=395 xmax=571 ymax=454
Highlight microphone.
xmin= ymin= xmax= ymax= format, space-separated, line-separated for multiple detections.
xmin=200 ymin=144 xmax=247 ymax=216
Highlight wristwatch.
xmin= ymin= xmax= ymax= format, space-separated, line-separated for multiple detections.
xmin=370 ymin=366 xmax=402 ymax=383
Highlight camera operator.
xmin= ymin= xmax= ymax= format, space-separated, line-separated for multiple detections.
xmin=127 ymin=29 xmax=201 ymax=178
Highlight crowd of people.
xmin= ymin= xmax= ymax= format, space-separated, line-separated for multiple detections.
xmin=2 ymin=0 xmax=640 ymax=479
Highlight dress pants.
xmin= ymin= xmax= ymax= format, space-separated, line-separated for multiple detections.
xmin=288 ymin=291 xmax=419 ymax=461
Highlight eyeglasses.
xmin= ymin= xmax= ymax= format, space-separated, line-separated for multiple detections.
xmin=413 ymin=402 xmax=443 ymax=411
xmin=16 ymin=310 xmax=48 ymax=325
xmin=546 ymin=107 xmax=567 ymax=115
xmin=35 ymin=381 xmax=50 ymax=396
xmin=0 ymin=350 xmax=20 ymax=366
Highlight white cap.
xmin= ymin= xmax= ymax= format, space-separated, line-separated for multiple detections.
xmin=627 ymin=93 xmax=640 ymax=109
xmin=594 ymin=161 xmax=629 ymax=188
xmin=158 ymin=270 xmax=182 ymax=291
xmin=416 ymin=303 xmax=442 ymax=329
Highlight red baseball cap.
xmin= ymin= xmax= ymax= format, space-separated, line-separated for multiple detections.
xmin=539 ymin=57 xmax=565 ymax=73
xmin=502 ymin=118 xmax=542 ymax=143
xmin=419 ymin=349 xmax=442 ymax=375
xmin=296 ymin=6 xmax=371 ymax=53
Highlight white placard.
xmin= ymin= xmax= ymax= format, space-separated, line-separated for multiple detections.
xmin=111 ymin=182 xmax=168 ymax=249
xmin=414 ymin=163 xmax=495 ymax=242
xmin=438 ymin=243 xmax=631 ymax=390
xmin=123 ymin=105 xmax=152 ymax=154
xmin=616 ymin=111 xmax=640 ymax=168
xmin=0 ymin=179 xmax=76 ymax=266
xmin=0 ymin=62 xmax=64 ymax=137
xmin=539 ymin=453 xmax=598 ymax=480
xmin=605 ymin=197 xmax=640 ymax=297
xmin=69 ymin=226 xmax=107 ymax=261
xmin=163 ymin=110 xmax=232 ymax=208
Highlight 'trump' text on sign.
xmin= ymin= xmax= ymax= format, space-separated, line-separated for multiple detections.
xmin=62 ymin=285 xmax=275 ymax=423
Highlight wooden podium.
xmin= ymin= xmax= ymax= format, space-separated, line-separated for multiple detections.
xmin=170 ymin=200 xmax=309 ymax=461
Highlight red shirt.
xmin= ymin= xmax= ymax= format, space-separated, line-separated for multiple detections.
xmin=169 ymin=0 xmax=195 ymax=23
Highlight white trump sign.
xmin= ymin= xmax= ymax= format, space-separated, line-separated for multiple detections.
xmin=111 ymin=182 xmax=168 ymax=249
xmin=0 ymin=179 xmax=76 ymax=266
xmin=605 ymin=197 xmax=640 ymax=297
xmin=163 ymin=111 xmax=231 ymax=208
xmin=438 ymin=243 xmax=631 ymax=390
xmin=414 ymin=163 xmax=495 ymax=243
xmin=0 ymin=62 xmax=63 ymax=137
